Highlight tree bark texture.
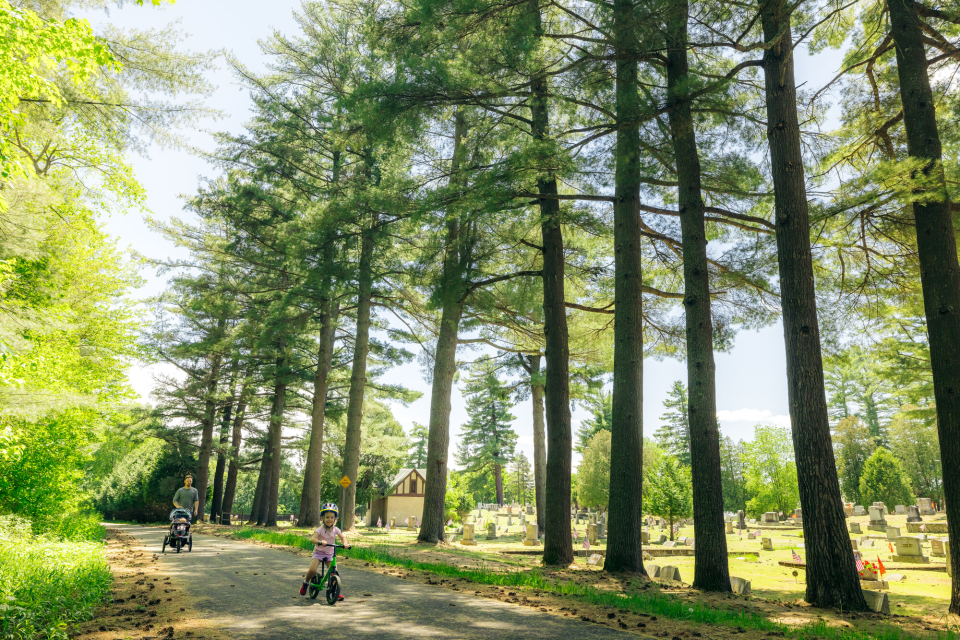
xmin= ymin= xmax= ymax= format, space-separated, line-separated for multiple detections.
xmin=249 ymin=433 xmax=270 ymax=525
xmin=495 ymin=463 xmax=504 ymax=506
xmin=220 ymin=380 xmax=250 ymax=524
xmin=261 ymin=376 xmax=288 ymax=528
xmin=193 ymin=334 xmax=224 ymax=520
xmin=604 ymin=0 xmax=646 ymax=574
xmin=761 ymin=2 xmax=868 ymax=610
xmin=531 ymin=83 xmax=573 ymax=565
xmin=341 ymin=227 xmax=375 ymax=532
xmin=299 ymin=299 xmax=340 ymax=528
xmin=210 ymin=385 xmax=235 ymax=521
xmin=529 ymin=354 xmax=547 ymax=536
xmin=419 ymin=111 xmax=469 ymax=543
xmin=886 ymin=0 xmax=960 ymax=611
xmin=664 ymin=0 xmax=730 ymax=591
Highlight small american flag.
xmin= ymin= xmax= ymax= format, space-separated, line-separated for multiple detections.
xmin=447 ymin=519 xmax=453 ymax=526
xmin=921 ymin=523 xmax=926 ymax=532
xmin=583 ymin=538 xmax=590 ymax=550
xmin=385 ymin=524 xmax=390 ymax=533
xmin=573 ymin=528 xmax=579 ymax=541
xmin=377 ymin=517 xmax=382 ymax=528
xmin=404 ymin=517 xmax=409 ymax=525
xmin=415 ymin=517 xmax=420 ymax=527
xmin=792 ymin=550 xmax=804 ymax=564
xmin=854 ymin=552 xmax=864 ymax=572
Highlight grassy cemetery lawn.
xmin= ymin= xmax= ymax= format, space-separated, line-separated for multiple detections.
xmin=191 ymin=507 xmax=955 ymax=640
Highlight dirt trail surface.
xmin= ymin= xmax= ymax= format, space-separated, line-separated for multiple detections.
xmin=109 ymin=524 xmax=631 ymax=640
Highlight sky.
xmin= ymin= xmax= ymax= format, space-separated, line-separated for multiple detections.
xmin=83 ymin=0 xmax=841 ymax=470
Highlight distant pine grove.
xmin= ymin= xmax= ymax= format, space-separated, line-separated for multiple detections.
xmin=1 ymin=0 xmax=959 ymax=621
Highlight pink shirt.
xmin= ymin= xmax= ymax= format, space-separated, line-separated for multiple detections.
xmin=311 ymin=524 xmax=341 ymax=559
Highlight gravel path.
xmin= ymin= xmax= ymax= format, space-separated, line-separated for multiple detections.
xmin=109 ymin=524 xmax=631 ymax=640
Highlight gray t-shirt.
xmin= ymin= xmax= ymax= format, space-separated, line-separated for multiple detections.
xmin=173 ymin=486 xmax=199 ymax=510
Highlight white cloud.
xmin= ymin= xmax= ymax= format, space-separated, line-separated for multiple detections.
xmin=717 ymin=408 xmax=791 ymax=429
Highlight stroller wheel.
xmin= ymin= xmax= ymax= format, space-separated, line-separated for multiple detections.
xmin=162 ymin=536 xmax=167 ymax=553
xmin=188 ymin=536 xmax=193 ymax=552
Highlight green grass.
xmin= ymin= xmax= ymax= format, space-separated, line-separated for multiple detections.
xmin=0 ymin=516 xmax=112 ymax=640
xmin=231 ymin=528 xmax=953 ymax=640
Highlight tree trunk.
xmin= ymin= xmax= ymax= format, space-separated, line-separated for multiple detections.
xmin=299 ymin=300 xmax=340 ymax=528
xmin=604 ymin=0 xmax=646 ymax=575
xmin=495 ymin=463 xmax=504 ymax=506
xmin=248 ymin=433 xmax=270 ymax=525
xmin=193 ymin=343 xmax=223 ymax=521
xmin=761 ymin=1 xmax=867 ymax=610
xmin=885 ymin=0 xmax=960 ymax=611
xmin=530 ymin=354 xmax=547 ymax=536
xmin=210 ymin=386 xmax=235 ymax=522
xmin=664 ymin=0 xmax=729 ymax=591
xmin=341 ymin=226 xmax=375 ymax=532
xmin=261 ymin=377 xmax=287 ymax=528
xmin=419 ymin=111 xmax=470 ymax=544
xmin=221 ymin=381 xmax=251 ymax=524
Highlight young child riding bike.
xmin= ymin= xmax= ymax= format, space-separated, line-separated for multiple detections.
xmin=299 ymin=503 xmax=351 ymax=598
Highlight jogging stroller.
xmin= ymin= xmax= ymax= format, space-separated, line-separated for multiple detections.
xmin=163 ymin=507 xmax=193 ymax=553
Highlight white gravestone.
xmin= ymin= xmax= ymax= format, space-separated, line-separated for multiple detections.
xmin=892 ymin=536 xmax=929 ymax=563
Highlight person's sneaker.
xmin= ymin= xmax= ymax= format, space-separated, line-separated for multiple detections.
xmin=338 ymin=594 xmax=345 ymax=601
xmin=299 ymin=582 xmax=308 ymax=596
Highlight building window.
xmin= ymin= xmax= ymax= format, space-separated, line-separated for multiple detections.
xmin=410 ymin=477 xmax=417 ymax=494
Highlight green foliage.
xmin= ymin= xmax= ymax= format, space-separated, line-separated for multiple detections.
xmin=834 ymin=417 xmax=877 ymax=505
xmin=576 ymin=430 xmax=611 ymax=509
xmin=574 ymin=387 xmax=612 ymax=453
xmin=505 ymin=453 xmax=534 ymax=505
xmin=743 ymin=426 xmax=799 ymax=518
xmin=654 ymin=381 xmax=691 ymax=467
xmin=0 ymin=515 xmax=111 ymax=640
xmin=719 ymin=435 xmax=752 ymax=513
xmin=859 ymin=447 xmax=914 ymax=507
xmin=406 ymin=422 xmax=429 ymax=468
xmin=886 ymin=407 xmax=943 ymax=504
xmin=455 ymin=361 xmax=518 ymax=485
xmin=94 ymin=436 xmax=199 ymax=523
xmin=645 ymin=455 xmax=693 ymax=537
xmin=444 ymin=472 xmax=474 ymax=520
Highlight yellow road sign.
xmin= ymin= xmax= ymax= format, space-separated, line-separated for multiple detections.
xmin=339 ymin=475 xmax=351 ymax=488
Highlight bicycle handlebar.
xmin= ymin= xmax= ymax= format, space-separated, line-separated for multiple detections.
xmin=315 ymin=543 xmax=350 ymax=549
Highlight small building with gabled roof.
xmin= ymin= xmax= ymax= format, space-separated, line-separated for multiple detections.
xmin=364 ymin=468 xmax=427 ymax=527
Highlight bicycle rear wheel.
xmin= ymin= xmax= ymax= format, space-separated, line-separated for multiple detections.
xmin=325 ymin=575 xmax=341 ymax=605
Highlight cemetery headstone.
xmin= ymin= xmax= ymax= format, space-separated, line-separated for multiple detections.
xmin=749 ymin=518 xmax=757 ymax=525
xmin=523 ymin=523 xmax=540 ymax=546
xmin=868 ymin=506 xmax=887 ymax=531
xmin=906 ymin=505 xmax=922 ymax=523
xmin=597 ymin=522 xmax=606 ymax=538
xmin=726 ymin=521 xmax=734 ymax=534
xmin=895 ymin=505 xmax=907 ymax=515
xmin=526 ymin=505 xmax=534 ymax=515
xmin=507 ymin=516 xmax=513 ymax=526
xmin=408 ymin=516 xmax=418 ymax=531
xmin=659 ymin=565 xmax=682 ymax=582
xmin=851 ymin=539 xmax=858 ymax=551
xmin=588 ymin=524 xmax=598 ymax=544
xmin=885 ymin=526 xmax=901 ymax=539
xmin=663 ymin=540 xmax=677 ymax=548
xmin=647 ymin=564 xmax=661 ymax=578
xmin=849 ymin=522 xmax=862 ymax=534
xmin=931 ymin=538 xmax=945 ymax=557
xmin=737 ymin=510 xmax=746 ymax=530
xmin=730 ymin=577 xmax=752 ymax=595
xmin=762 ymin=512 xmax=778 ymax=524
xmin=860 ymin=538 xmax=875 ymax=548
xmin=390 ymin=517 xmax=396 ymax=528
xmin=892 ymin=536 xmax=929 ymax=563
xmin=658 ymin=534 xmax=668 ymax=544
xmin=862 ymin=590 xmax=890 ymax=614
xmin=461 ymin=523 xmax=477 ymax=546
xmin=641 ymin=531 xmax=650 ymax=544
xmin=918 ymin=498 xmax=936 ymax=515
xmin=486 ymin=521 xmax=498 ymax=540
xmin=762 ymin=537 xmax=774 ymax=551
xmin=587 ymin=554 xmax=603 ymax=566
xmin=854 ymin=505 xmax=866 ymax=516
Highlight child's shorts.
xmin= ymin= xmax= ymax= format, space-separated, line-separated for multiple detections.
xmin=312 ymin=547 xmax=334 ymax=561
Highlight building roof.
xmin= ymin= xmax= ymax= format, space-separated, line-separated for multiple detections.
xmin=388 ymin=468 xmax=426 ymax=493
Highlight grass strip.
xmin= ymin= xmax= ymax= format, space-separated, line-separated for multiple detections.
xmin=232 ymin=528 xmax=952 ymax=640
xmin=0 ymin=531 xmax=112 ymax=640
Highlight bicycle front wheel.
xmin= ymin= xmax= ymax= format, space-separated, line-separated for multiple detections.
xmin=325 ymin=575 xmax=341 ymax=605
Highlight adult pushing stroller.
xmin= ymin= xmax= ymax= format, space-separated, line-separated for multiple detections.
xmin=163 ymin=507 xmax=193 ymax=553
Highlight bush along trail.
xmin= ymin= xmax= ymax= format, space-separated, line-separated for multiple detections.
xmin=213 ymin=527 xmax=950 ymax=640
xmin=0 ymin=516 xmax=111 ymax=640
